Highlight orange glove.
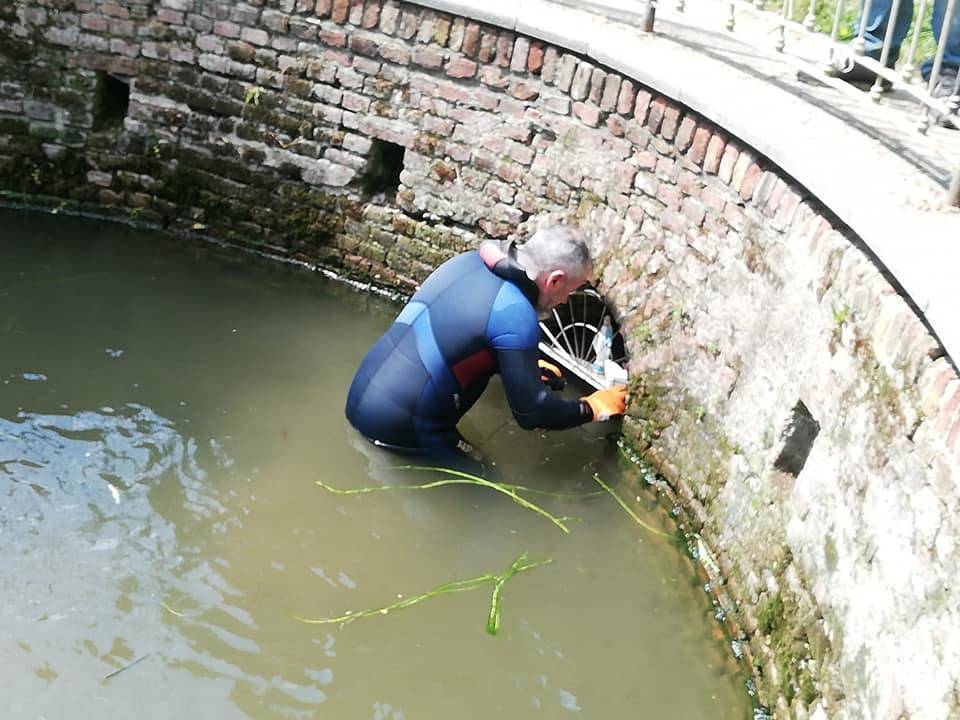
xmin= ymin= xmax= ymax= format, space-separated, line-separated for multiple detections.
xmin=582 ymin=385 xmax=627 ymax=421
xmin=538 ymin=359 xmax=565 ymax=390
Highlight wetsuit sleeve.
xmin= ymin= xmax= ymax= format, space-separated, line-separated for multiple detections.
xmin=496 ymin=347 xmax=593 ymax=430
xmin=487 ymin=284 xmax=592 ymax=431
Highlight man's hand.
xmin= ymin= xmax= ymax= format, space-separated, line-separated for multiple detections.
xmin=538 ymin=359 xmax=565 ymax=391
xmin=582 ymin=385 xmax=627 ymax=421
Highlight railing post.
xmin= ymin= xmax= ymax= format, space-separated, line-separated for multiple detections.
xmin=642 ymin=0 xmax=657 ymax=32
xmin=950 ymin=164 xmax=960 ymax=208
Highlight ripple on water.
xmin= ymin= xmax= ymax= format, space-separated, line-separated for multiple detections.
xmin=0 ymin=403 xmax=270 ymax=713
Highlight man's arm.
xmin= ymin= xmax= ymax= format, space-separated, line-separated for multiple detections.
xmin=497 ymin=347 xmax=592 ymax=430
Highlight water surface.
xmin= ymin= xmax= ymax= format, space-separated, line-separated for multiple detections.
xmin=0 ymin=209 xmax=749 ymax=719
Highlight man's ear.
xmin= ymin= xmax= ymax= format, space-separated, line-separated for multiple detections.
xmin=545 ymin=269 xmax=566 ymax=290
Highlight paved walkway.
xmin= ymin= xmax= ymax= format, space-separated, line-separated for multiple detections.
xmin=418 ymin=0 xmax=960 ymax=364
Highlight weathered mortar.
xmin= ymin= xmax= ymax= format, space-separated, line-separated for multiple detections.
xmin=2 ymin=1 xmax=959 ymax=717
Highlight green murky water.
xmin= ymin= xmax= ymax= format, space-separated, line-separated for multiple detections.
xmin=0 ymin=209 xmax=751 ymax=719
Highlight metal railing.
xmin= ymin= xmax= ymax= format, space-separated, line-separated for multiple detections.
xmin=640 ymin=0 xmax=960 ymax=205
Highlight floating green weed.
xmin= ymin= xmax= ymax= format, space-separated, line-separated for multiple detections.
xmin=293 ymin=553 xmax=551 ymax=636
xmin=316 ymin=464 xmax=592 ymax=533
xmin=591 ymin=473 xmax=673 ymax=539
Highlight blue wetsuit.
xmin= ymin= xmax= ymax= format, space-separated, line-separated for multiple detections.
xmin=345 ymin=249 xmax=590 ymax=454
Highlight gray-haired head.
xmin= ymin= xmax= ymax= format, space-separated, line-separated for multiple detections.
xmin=519 ymin=225 xmax=592 ymax=277
xmin=517 ymin=225 xmax=592 ymax=312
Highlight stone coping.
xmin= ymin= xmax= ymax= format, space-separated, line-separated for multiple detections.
xmin=412 ymin=0 xmax=960 ymax=367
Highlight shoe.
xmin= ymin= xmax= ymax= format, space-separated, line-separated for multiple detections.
xmin=932 ymin=68 xmax=959 ymax=100
xmin=931 ymin=68 xmax=958 ymax=128
xmin=831 ymin=53 xmax=892 ymax=89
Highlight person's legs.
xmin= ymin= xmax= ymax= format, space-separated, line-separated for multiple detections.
xmin=855 ymin=0 xmax=915 ymax=63
xmin=920 ymin=0 xmax=960 ymax=80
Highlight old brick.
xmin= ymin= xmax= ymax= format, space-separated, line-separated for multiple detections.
xmin=527 ymin=41 xmax=544 ymax=74
xmin=556 ymin=54 xmax=577 ymax=93
xmin=763 ymin=178 xmax=787 ymax=217
xmin=682 ymin=197 xmax=706 ymax=226
xmin=646 ymin=97 xmax=667 ymax=134
xmin=542 ymin=93 xmax=570 ymax=115
xmin=158 ymin=8 xmax=184 ymax=25
xmin=331 ymin=0 xmax=349 ymax=23
xmin=320 ymin=29 xmax=347 ymax=47
xmin=479 ymin=65 xmax=510 ymax=89
xmin=739 ymin=163 xmax=763 ymax=200
xmin=239 ymin=27 xmax=268 ymax=46
xmin=661 ymin=105 xmax=681 ymax=140
xmin=432 ymin=15 xmax=451 ymax=46
xmin=102 ymin=2 xmax=130 ymax=19
xmin=686 ymin=127 xmax=710 ymax=166
xmin=349 ymin=34 xmax=379 ymax=56
xmin=701 ymin=186 xmax=725 ymax=213
xmin=378 ymin=1 xmax=398 ymax=33
xmin=703 ymin=135 xmax=726 ymax=174
xmin=262 ymin=10 xmax=290 ymax=32
xmin=398 ymin=9 xmax=419 ymax=38
xmin=289 ymin=18 xmax=317 ymax=40
xmin=316 ymin=0 xmax=332 ymax=17
xmin=510 ymin=82 xmax=539 ymax=101
xmin=478 ymin=29 xmax=497 ymax=63
xmin=542 ymin=47 xmax=559 ymax=84
xmin=718 ymin=143 xmax=740 ymax=184
xmin=606 ymin=114 xmax=626 ymax=136
xmin=634 ymin=89 xmax=652 ymax=124
xmin=462 ymin=22 xmax=480 ymax=57
xmin=348 ymin=0 xmax=364 ymax=25
xmin=508 ymin=141 xmax=533 ymax=164
xmin=342 ymin=90 xmax=370 ymax=112
xmin=379 ymin=41 xmax=410 ymax=65
xmin=511 ymin=37 xmax=530 ymax=73
xmin=362 ymin=1 xmax=380 ymax=28
xmin=588 ymin=68 xmax=606 ymax=105
xmin=614 ymin=79 xmax=634 ymax=116
xmin=656 ymin=156 xmax=678 ymax=182
xmin=599 ymin=74 xmax=621 ymax=113
xmin=674 ymin=116 xmax=696 ymax=153
xmin=731 ymin=150 xmax=755 ymax=189
xmin=80 ymin=13 xmax=109 ymax=32
xmin=495 ymin=32 xmax=514 ymax=67
xmin=773 ymin=189 xmax=801 ymax=230
xmin=354 ymin=56 xmax=382 ymax=75
xmin=570 ymin=62 xmax=592 ymax=101
xmin=213 ymin=19 xmax=240 ymax=37
xmin=412 ymin=45 xmax=444 ymax=69
xmin=448 ymin=18 xmax=465 ymax=52
xmin=445 ymin=56 xmax=477 ymax=79
xmin=572 ymin=101 xmax=601 ymax=127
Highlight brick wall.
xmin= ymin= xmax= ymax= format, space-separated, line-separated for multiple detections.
xmin=2 ymin=1 xmax=959 ymax=717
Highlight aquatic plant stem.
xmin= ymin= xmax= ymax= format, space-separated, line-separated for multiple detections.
xmin=102 ymin=653 xmax=151 ymax=682
xmin=390 ymin=465 xmax=571 ymax=533
xmin=486 ymin=553 xmax=548 ymax=636
xmin=591 ymin=473 xmax=673 ymax=539
xmin=294 ymin=554 xmax=551 ymax=636
xmin=316 ymin=467 xmax=572 ymax=533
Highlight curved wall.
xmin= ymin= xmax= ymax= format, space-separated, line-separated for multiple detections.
xmin=2 ymin=1 xmax=959 ymax=717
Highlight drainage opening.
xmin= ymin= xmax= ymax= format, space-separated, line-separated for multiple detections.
xmin=93 ymin=72 xmax=130 ymax=131
xmin=360 ymin=139 xmax=404 ymax=200
xmin=774 ymin=400 xmax=820 ymax=477
xmin=538 ymin=287 xmax=628 ymax=390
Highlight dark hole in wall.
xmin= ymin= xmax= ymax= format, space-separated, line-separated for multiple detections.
xmin=774 ymin=400 xmax=821 ymax=477
xmin=93 ymin=72 xmax=129 ymax=131
xmin=360 ymin=139 xmax=404 ymax=200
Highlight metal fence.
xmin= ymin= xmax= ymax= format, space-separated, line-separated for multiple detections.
xmin=637 ymin=0 xmax=960 ymax=205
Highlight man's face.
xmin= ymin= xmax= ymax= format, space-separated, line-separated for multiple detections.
xmin=536 ymin=268 xmax=590 ymax=313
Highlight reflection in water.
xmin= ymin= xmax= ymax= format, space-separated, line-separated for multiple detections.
xmin=0 ymin=210 xmax=750 ymax=719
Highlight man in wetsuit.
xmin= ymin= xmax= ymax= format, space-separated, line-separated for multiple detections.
xmin=345 ymin=225 xmax=627 ymax=465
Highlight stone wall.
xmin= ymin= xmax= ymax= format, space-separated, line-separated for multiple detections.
xmin=2 ymin=1 xmax=959 ymax=717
